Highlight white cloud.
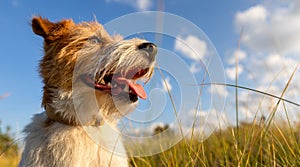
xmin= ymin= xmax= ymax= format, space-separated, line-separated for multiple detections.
xmin=249 ymin=53 xmax=298 ymax=85
xmin=235 ymin=2 xmax=300 ymax=54
xmin=162 ymin=77 xmax=172 ymax=93
xmin=106 ymin=0 xmax=152 ymax=11
xmin=225 ymin=52 xmax=300 ymax=123
xmin=228 ymin=50 xmax=247 ymax=65
xmin=174 ymin=35 xmax=207 ymax=61
xmin=224 ymin=2 xmax=300 ymax=125
xmin=265 ymin=53 xmax=282 ymax=67
xmin=186 ymin=109 xmax=228 ymax=132
xmin=158 ymin=108 xmax=228 ymax=140
xmin=225 ymin=65 xmax=244 ymax=81
xmin=189 ymin=62 xmax=201 ymax=74
xmin=136 ymin=0 xmax=151 ymax=11
xmin=208 ymin=84 xmax=228 ymax=98
xmin=236 ymin=5 xmax=267 ymax=26
xmin=226 ymin=49 xmax=246 ymax=80
xmin=234 ymin=2 xmax=300 ymax=84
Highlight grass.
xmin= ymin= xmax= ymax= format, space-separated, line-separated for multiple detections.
xmin=2 ymin=87 xmax=300 ymax=166
xmin=128 ymin=58 xmax=300 ymax=166
xmin=0 ymin=156 xmax=19 ymax=167
xmin=0 ymin=123 xmax=20 ymax=167
xmin=2 ymin=120 xmax=299 ymax=166
xmin=129 ymin=121 xmax=300 ymax=167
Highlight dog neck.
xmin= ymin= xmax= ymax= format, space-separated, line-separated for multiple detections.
xmin=45 ymin=104 xmax=103 ymax=126
xmin=43 ymin=87 xmax=105 ymax=127
xmin=42 ymin=85 xmax=131 ymax=127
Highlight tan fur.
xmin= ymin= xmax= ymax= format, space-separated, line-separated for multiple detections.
xmin=19 ymin=17 xmax=157 ymax=167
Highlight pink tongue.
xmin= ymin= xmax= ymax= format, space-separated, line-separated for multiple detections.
xmin=114 ymin=77 xmax=147 ymax=99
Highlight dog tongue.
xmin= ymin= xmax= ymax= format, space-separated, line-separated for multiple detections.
xmin=114 ymin=77 xmax=147 ymax=99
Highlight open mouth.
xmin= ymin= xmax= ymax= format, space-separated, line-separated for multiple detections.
xmin=81 ymin=68 xmax=150 ymax=102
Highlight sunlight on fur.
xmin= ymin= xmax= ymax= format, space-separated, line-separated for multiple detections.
xmin=19 ymin=17 xmax=157 ymax=167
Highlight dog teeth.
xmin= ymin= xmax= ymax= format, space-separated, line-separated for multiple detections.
xmin=107 ymin=82 xmax=111 ymax=86
xmin=96 ymin=79 xmax=105 ymax=85
xmin=123 ymin=85 xmax=129 ymax=92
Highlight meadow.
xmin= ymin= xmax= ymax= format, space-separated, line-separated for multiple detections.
xmin=1 ymin=69 xmax=300 ymax=167
xmin=128 ymin=66 xmax=300 ymax=166
xmin=1 ymin=113 xmax=299 ymax=166
xmin=129 ymin=121 xmax=300 ymax=166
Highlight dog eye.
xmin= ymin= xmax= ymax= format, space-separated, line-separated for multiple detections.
xmin=88 ymin=36 xmax=102 ymax=44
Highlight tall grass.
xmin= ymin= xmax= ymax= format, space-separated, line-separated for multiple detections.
xmin=0 ymin=123 xmax=19 ymax=167
xmin=129 ymin=120 xmax=300 ymax=166
xmin=2 ymin=93 xmax=300 ymax=166
xmin=0 ymin=156 xmax=19 ymax=167
xmin=129 ymin=65 xmax=300 ymax=166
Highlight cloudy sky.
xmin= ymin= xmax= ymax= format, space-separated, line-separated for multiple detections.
xmin=1 ymin=0 xmax=300 ymax=139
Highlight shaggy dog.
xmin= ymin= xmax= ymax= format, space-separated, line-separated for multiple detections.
xmin=19 ymin=17 xmax=157 ymax=167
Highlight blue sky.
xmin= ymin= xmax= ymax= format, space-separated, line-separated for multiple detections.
xmin=1 ymin=0 xmax=300 ymax=138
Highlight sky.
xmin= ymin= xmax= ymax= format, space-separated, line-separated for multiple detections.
xmin=1 ymin=0 xmax=300 ymax=141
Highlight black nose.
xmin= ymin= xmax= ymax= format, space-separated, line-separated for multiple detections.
xmin=138 ymin=42 xmax=157 ymax=61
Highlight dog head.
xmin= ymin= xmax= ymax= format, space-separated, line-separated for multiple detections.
xmin=32 ymin=17 xmax=157 ymax=124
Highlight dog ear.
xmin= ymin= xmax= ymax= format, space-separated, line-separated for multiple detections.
xmin=32 ymin=17 xmax=74 ymax=41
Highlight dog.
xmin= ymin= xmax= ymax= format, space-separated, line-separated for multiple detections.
xmin=19 ymin=17 xmax=157 ymax=167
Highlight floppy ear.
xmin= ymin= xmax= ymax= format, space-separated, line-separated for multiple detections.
xmin=32 ymin=16 xmax=74 ymax=41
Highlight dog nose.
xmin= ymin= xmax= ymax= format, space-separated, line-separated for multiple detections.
xmin=138 ymin=42 xmax=157 ymax=61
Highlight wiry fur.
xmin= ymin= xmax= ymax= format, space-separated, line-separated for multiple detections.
xmin=19 ymin=17 xmax=156 ymax=167
xmin=20 ymin=113 xmax=128 ymax=167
